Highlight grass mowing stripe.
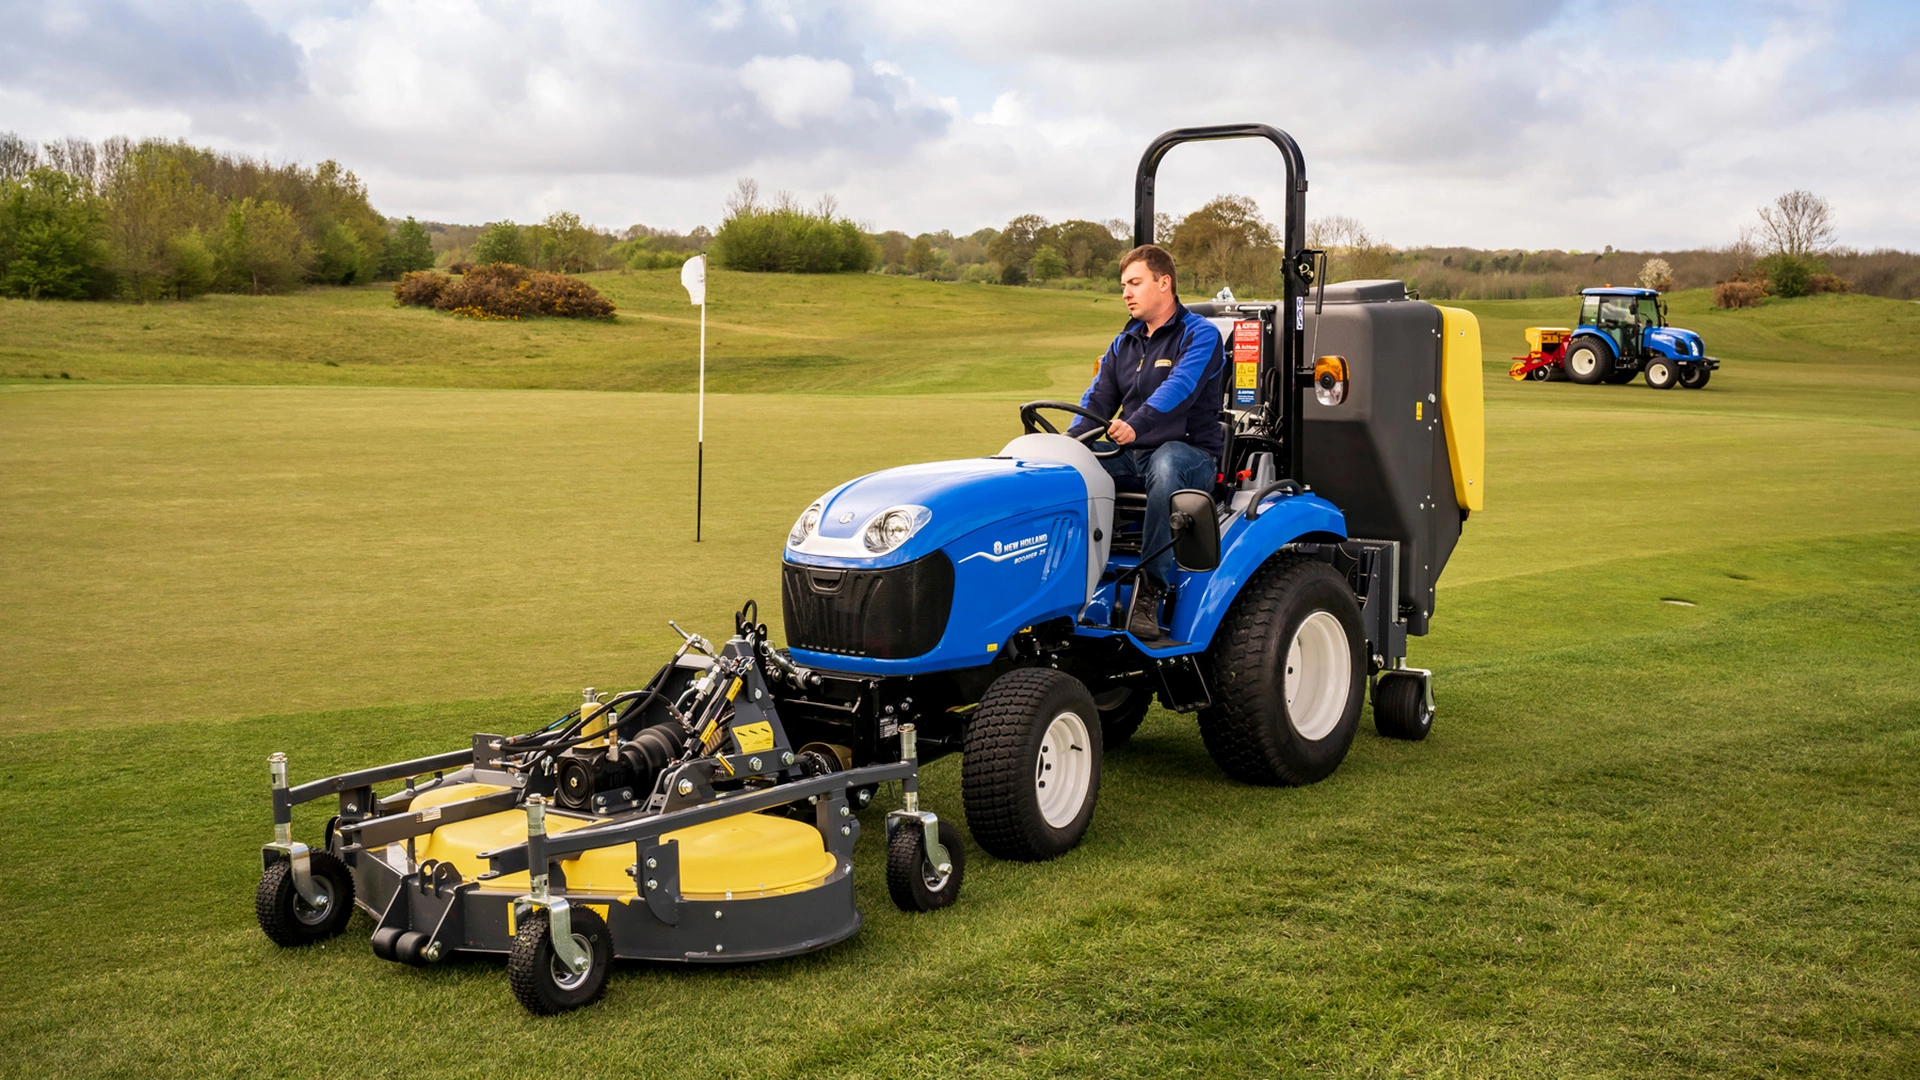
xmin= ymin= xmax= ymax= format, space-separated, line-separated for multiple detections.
xmin=1 ymin=533 xmax=1914 ymax=1078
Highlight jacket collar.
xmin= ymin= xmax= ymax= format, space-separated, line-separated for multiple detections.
xmin=1125 ymin=300 xmax=1188 ymax=341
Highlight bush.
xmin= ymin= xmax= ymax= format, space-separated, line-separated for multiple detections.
xmin=1808 ymin=273 xmax=1850 ymax=295
xmin=713 ymin=182 xmax=873 ymax=273
xmin=312 ymin=220 xmax=372 ymax=285
xmin=393 ymin=263 xmax=613 ymax=319
xmin=999 ymin=262 xmax=1028 ymax=286
xmin=1713 ymin=281 xmax=1767 ymax=309
xmin=393 ymin=270 xmax=447 ymax=307
xmin=447 ymin=261 xmax=475 ymax=276
xmin=1757 ymin=252 xmax=1822 ymax=299
xmin=1637 ymin=257 xmax=1674 ymax=291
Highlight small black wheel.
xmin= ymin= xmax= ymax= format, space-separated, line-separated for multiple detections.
xmin=1564 ymin=338 xmax=1612 ymax=384
xmin=887 ymin=818 xmax=966 ymax=912
xmin=1679 ymin=365 xmax=1711 ymax=389
xmin=394 ymin=930 xmax=432 ymax=966
xmin=507 ymin=906 xmax=612 ymax=1015
xmin=1199 ymin=557 xmax=1366 ymax=786
xmin=1372 ymin=672 xmax=1434 ymax=741
xmin=1527 ymin=364 xmax=1554 ymax=382
xmin=1644 ymin=358 xmax=1679 ymax=389
xmin=256 ymin=850 xmax=356 ymax=947
xmin=1092 ymin=686 xmax=1152 ymax=749
xmin=962 ymin=667 xmax=1103 ymax=862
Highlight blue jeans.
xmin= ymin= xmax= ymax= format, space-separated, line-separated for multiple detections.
xmin=1093 ymin=440 xmax=1218 ymax=587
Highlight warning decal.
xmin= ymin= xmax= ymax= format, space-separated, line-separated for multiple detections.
xmin=1233 ymin=320 xmax=1261 ymax=405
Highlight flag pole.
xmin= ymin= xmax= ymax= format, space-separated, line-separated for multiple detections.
xmin=682 ymin=253 xmax=708 ymax=542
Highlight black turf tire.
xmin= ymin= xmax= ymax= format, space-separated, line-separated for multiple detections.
xmin=1644 ymin=357 xmax=1679 ymax=389
xmin=256 ymin=850 xmax=356 ymax=947
xmin=1372 ymin=672 xmax=1434 ymax=741
xmin=887 ymin=818 xmax=966 ymax=913
xmin=1199 ymin=558 xmax=1366 ymax=786
xmin=1093 ymin=686 xmax=1153 ymax=748
xmin=507 ymin=907 xmax=612 ymax=1015
xmin=961 ymin=667 xmax=1103 ymax=861
xmin=1564 ymin=338 xmax=1612 ymax=384
xmin=1679 ymin=365 xmax=1711 ymax=389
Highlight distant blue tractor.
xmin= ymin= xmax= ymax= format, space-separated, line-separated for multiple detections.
xmin=1561 ymin=286 xmax=1719 ymax=389
xmin=775 ymin=124 xmax=1486 ymax=862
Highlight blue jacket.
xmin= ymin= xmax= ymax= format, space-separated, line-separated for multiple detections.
xmin=1069 ymin=303 xmax=1227 ymax=461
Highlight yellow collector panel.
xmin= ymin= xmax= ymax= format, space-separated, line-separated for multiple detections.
xmin=1435 ymin=306 xmax=1485 ymax=512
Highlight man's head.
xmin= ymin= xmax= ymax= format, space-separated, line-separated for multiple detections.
xmin=1119 ymin=244 xmax=1179 ymax=326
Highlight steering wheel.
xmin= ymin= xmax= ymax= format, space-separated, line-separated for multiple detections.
xmin=1017 ymin=400 xmax=1125 ymax=459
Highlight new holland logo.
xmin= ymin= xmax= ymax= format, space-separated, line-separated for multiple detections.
xmin=962 ymin=533 xmax=1049 ymax=565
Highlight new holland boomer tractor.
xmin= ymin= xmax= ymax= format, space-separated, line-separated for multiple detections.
xmin=253 ymin=123 xmax=1484 ymax=1015
xmin=1509 ymin=286 xmax=1719 ymax=388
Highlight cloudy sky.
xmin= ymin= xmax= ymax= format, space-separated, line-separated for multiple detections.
xmin=3 ymin=0 xmax=1917 ymax=251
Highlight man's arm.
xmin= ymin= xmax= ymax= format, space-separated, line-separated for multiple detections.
xmin=1067 ymin=339 xmax=1122 ymax=437
xmin=1123 ymin=317 xmax=1223 ymax=444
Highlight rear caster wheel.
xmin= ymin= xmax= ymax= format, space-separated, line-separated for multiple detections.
xmin=1644 ymin=358 xmax=1679 ymax=389
xmin=962 ymin=667 xmax=1102 ymax=861
xmin=256 ymin=850 xmax=355 ymax=947
xmin=508 ymin=907 xmax=612 ymax=1015
xmin=1373 ymin=671 xmax=1434 ymax=741
xmin=1679 ymin=365 xmax=1711 ymax=389
xmin=887 ymin=818 xmax=966 ymax=912
xmin=1200 ymin=557 xmax=1365 ymax=786
xmin=1092 ymin=685 xmax=1152 ymax=748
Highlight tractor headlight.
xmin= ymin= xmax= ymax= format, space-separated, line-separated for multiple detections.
xmin=863 ymin=506 xmax=930 ymax=553
xmin=788 ymin=503 xmax=822 ymax=548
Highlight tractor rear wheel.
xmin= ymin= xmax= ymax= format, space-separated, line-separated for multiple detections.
xmin=1564 ymin=338 xmax=1612 ymax=384
xmin=1644 ymin=358 xmax=1679 ymax=389
xmin=1679 ymin=365 xmax=1711 ymax=389
xmin=1199 ymin=557 xmax=1366 ymax=785
xmin=962 ymin=668 xmax=1102 ymax=861
xmin=1092 ymin=685 xmax=1152 ymax=748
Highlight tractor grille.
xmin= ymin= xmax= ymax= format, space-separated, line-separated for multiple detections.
xmin=782 ymin=552 xmax=954 ymax=659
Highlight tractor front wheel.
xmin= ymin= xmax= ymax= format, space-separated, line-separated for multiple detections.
xmin=1679 ymin=365 xmax=1712 ymax=389
xmin=1564 ymin=339 xmax=1612 ymax=384
xmin=962 ymin=668 xmax=1102 ymax=861
xmin=1644 ymin=358 xmax=1680 ymax=389
xmin=507 ymin=906 xmax=612 ymax=1015
xmin=1199 ymin=558 xmax=1366 ymax=785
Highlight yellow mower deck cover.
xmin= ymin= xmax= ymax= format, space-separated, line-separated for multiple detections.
xmin=1436 ymin=306 xmax=1485 ymax=512
xmin=407 ymin=783 xmax=837 ymax=900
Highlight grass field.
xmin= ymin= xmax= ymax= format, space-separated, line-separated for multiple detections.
xmin=2 ymin=277 xmax=1917 ymax=1077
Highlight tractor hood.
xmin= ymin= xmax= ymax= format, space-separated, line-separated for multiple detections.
xmin=785 ymin=456 xmax=1088 ymax=569
xmin=1645 ymin=326 xmax=1705 ymax=357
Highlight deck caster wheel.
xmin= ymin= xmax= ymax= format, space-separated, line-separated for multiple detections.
xmin=1199 ymin=558 xmax=1366 ymax=786
xmin=1092 ymin=686 xmax=1152 ymax=749
xmin=1372 ymin=671 xmax=1434 ymax=741
xmin=394 ymin=930 xmax=432 ymax=966
xmin=256 ymin=850 xmax=355 ymax=947
xmin=887 ymin=818 xmax=966 ymax=912
xmin=1679 ymin=365 xmax=1711 ymax=389
xmin=508 ymin=907 xmax=611 ymax=1015
xmin=1644 ymin=358 xmax=1679 ymax=389
xmin=962 ymin=667 xmax=1102 ymax=862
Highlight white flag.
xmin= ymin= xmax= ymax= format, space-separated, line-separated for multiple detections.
xmin=680 ymin=253 xmax=707 ymax=306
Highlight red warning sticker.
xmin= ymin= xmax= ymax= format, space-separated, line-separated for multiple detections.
xmin=1233 ymin=320 xmax=1260 ymax=404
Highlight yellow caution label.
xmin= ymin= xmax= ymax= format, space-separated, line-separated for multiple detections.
xmin=733 ymin=721 xmax=775 ymax=753
xmin=1236 ymin=360 xmax=1257 ymax=390
xmin=725 ymin=678 xmax=741 ymax=702
xmin=1415 ymin=401 xmax=1424 ymax=421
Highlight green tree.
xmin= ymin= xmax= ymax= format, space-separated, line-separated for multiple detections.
xmin=163 ymin=227 xmax=215 ymax=298
xmin=1170 ymin=194 xmax=1278 ymax=291
xmin=473 ymin=220 xmax=529 ymax=266
xmin=216 ymin=197 xmax=309 ymax=293
xmin=381 ymin=216 xmax=435 ymax=276
xmin=1038 ymin=219 xmax=1122 ymax=278
xmin=987 ymin=214 xmax=1047 ymax=272
xmin=0 ymin=168 xmax=106 ymax=299
xmin=540 ymin=210 xmax=603 ymax=274
xmin=906 ymin=235 xmax=935 ymax=274
xmin=311 ymin=219 xmax=372 ymax=284
xmin=713 ymin=181 xmax=874 ymax=274
xmin=1029 ymin=244 xmax=1065 ymax=282
xmin=99 ymin=145 xmax=214 ymax=300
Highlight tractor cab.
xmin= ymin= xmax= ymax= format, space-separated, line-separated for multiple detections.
xmin=1579 ymin=287 xmax=1663 ymax=361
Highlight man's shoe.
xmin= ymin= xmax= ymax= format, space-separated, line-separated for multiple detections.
xmin=1127 ymin=576 xmax=1167 ymax=641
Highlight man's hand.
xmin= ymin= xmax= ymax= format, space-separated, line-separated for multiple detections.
xmin=1108 ymin=418 xmax=1136 ymax=445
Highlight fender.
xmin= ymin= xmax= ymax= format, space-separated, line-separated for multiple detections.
xmin=1568 ymin=330 xmax=1618 ymax=361
xmin=1122 ymin=492 xmax=1348 ymax=657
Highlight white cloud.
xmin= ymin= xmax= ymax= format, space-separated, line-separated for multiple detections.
xmin=738 ymin=55 xmax=856 ymax=129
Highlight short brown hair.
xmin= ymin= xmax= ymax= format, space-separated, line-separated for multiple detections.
xmin=1119 ymin=243 xmax=1176 ymax=282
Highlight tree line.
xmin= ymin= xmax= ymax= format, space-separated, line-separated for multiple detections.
xmin=0 ymin=132 xmax=437 ymax=300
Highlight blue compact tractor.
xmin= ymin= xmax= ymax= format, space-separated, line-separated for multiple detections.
xmin=1559 ymin=287 xmax=1719 ymax=389
xmin=778 ymin=123 xmax=1486 ymax=861
xmin=254 ymin=124 xmax=1485 ymax=1014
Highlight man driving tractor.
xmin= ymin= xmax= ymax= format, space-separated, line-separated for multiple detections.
xmin=1069 ymin=244 xmax=1228 ymax=641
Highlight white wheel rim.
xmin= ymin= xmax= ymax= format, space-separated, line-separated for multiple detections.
xmin=1570 ymin=349 xmax=1596 ymax=376
xmin=1035 ymin=710 xmax=1093 ymax=829
xmin=1285 ymin=611 xmax=1350 ymax=741
xmin=1650 ymin=363 xmax=1669 ymax=383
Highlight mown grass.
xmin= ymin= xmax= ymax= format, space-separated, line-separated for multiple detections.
xmin=0 ymin=283 xmax=1916 ymax=1077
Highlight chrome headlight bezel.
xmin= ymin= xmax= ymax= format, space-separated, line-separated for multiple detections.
xmin=788 ymin=503 xmax=823 ymax=548
xmin=862 ymin=505 xmax=931 ymax=554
